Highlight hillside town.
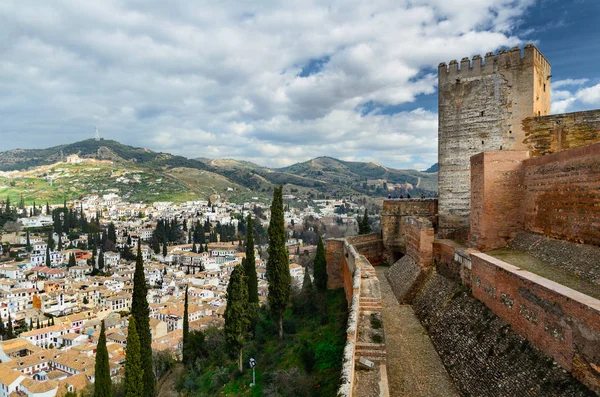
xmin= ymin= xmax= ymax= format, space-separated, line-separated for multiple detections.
xmin=0 ymin=192 xmax=370 ymax=396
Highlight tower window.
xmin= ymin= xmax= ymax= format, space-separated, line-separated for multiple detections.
xmin=480 ymin=111 xmax=484 ymax=117
xmin=543 ymin=83 xmax=546 ymax=92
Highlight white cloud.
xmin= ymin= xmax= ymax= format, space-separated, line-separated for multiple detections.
xmin=576 ymin=84 xmax=600 ymax=105
xmin=552 ymin=78 xmax=589 ymax=89
xmin=0 ymin=0 xmax=537 ymax=168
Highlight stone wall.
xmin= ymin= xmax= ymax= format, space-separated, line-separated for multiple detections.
xmin=471 ymin=253 xmax=600 ymax=393
xmin=386 ymin=256 xmax=427 ymax=304
xmin=469 ymin=151 xmax=530 ymax=251
xmin=380 ymin=199 xmax=437 ymax=263
xmin=521 ymin=142 xmax=600 ymax=246
xmin=413 ymin=272 xmax=595 ymax=397
xmin=523 ymin=110 xmax=600 ymax=157
xmin=510 ymin=232 xmax=600 ymax=286
xmin=347 ymin=233 xmax=384 ymax=266
xmin=328 ymin=237 xmax=390 ymax=397
xmin=438 ymin=45 xmax=551 ymax=235
xmin=404 ymin=217 xmax=435 ymax=267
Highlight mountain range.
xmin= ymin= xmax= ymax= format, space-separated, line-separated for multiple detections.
xmin=0 ymin=139 xmax=437 ymax=204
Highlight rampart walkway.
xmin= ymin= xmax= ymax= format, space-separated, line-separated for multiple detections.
xmin=376 ymin=267 xmax=457 ymax=397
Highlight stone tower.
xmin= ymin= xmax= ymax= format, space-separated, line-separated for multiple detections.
xmin=437 ymin=44 xmax=551 ymax=237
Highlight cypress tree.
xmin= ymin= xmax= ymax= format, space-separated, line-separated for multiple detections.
xmin=243 ymin=215 xmax=259 ymax=331
xmin=26 ymin=230 xmax=31 ymax=252
xmin=224 ymin=265 xmax=249 ymax=372
xmin=37 ymin=318 xmax=40 ymax=329
xmin=94 ymin=320 xmax=111 ymax=397
xmin=124 ymin=317 xmax=144 ymax=397
xmin=162 ymin=241 xmax=167 ymax=257
xmin=68 ymin=253 xmax=76 ymax=267
xmin=131 ymin=243 xmax=155 ymax=396
xmin=48 ymin=231 xmax=55 ymax=251
xmin=182 ymin=285 xmax=189 ymax=364
xmin=6 ymin=313 xmax=15 ymax=339
xmin=313 ymin=236 xmax=328 ymax=291
xmin=98 ymin=251 xmax=105 ymax=271
xmin=192 ymin=242 xmax=196 ymax=253
xmin=6 ymin=314 xmax=13 ymax=340
xmin=0 ymin=317 xmax=5 ymax=340
xmin=266 ymin=186 xmax=291 ymax=339
xmin=359 ymin=209 xmax=372 ymax=235
xmin=58 ymin=233 xmax=63 ymax=251
xmin=46 ymin=246 xmax=51 ymax=267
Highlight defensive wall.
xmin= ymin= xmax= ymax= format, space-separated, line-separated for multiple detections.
xmin=523 ymin=110 xmax=600 ymax=157
xmin=470 ymin=141 xmax=600 ymax=251
xmin=438 ymin=45 xmax=551 ymax=236
xmin=326 ymin=234 xmax=389 ymax=397
xmin=328 ymin=201 xmax=599 ymax=394
xmin=380 ymin=198 xmax=437 ymax=263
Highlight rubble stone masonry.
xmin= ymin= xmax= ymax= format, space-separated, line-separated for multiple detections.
xmin=438 ymin=45 xmax=551 ymax=235
xmin=523 ymin=110 xmax=600 ymax=157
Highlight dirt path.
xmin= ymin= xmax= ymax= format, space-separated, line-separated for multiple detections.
xmin=157 ymin=363 xmax=184 ymax=397
xmin=376 ymin=268 xmax=457 ymax=397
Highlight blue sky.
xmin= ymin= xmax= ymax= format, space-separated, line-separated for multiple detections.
xmin=0 ymin=0 xmax=599 ymax=170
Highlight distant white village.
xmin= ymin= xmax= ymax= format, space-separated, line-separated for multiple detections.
xmin=0 ymin=192 xmax=367 ymax=396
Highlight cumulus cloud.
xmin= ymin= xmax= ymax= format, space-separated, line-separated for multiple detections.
xmin=0 ymin=0 xmax=537 ymax=168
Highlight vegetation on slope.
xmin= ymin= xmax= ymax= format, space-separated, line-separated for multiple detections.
xmin=178 ymin=289 xmax=348 ymax=396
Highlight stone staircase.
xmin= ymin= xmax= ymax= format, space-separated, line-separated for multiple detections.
xmin=355 ymin=342 xmax=387 ymax=364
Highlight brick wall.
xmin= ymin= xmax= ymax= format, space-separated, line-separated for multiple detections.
xmin=469 ymin=142 xmax=600 ymax=249
xmin=521 ymin=142 xmax=600 ymax=245
xmin=523 ymin=110 xmax=600 ymax=157
xmin=471 ymin=253 xmax=600 ymax=394
xmin=469 ymin=151 xmax=530 ymax=251
xmin=326 ymin=239 xmax=346 ymax=290
xmin=404 ymin=217 xmax=435 ymax=267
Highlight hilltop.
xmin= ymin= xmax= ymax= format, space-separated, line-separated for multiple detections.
xmin=0 ymin=140 xmax=437 ymax=204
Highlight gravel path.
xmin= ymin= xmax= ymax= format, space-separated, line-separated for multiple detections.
xmin=376 ymin=267 xmax=458 ymax=397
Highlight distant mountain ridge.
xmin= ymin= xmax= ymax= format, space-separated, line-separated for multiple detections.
xmin=0 ymin=140 xmax=437 ymax=202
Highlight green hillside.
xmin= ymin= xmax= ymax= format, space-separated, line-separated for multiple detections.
xmin=0 ymin=140 xmax=437 ymax=204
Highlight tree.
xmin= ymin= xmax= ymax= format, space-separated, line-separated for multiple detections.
xmin=107 ymin=223 xmax=117 ymax=245
xmin=37 ymin=318 xmax=40 ymax=329
xmin=182 ymin=285 xmax=190 ymax=364
xmin=359 ymin=209 xmax=372 ymax=235
xmin=58 ymin=233 xmax=63 ymax=251
xmin=48 ymin=231 xmax=55 ymax=251
xmin=94 ymin=320 xmax=111 ymax=397
xmin=131 ymin=243 xmax=155 ymax=396
xmin=243 ymin=214 xmax=259 ymax=331
xmin=98 ymin=251 xmax=105 ymax=271
xmin=124 ymin=317 xmax=144 ymax=397
xmin=224 ymin=265 xmax=249 ymax=372
xmin=45 ymin=246 xmax=51 ymax=267
xmin=5 ymin=314 xmax=12 ymax=340
xmin=26 ymin=230 xmax=31 ymax=252
xmin=313 ymin=236 xmax=328 ymax=291
xmin=0 ymin=317 xmax=5 ymax=340
xmin=162 ymin=241 xmax=167 ymax=257
xmin=266 ymin=186 xmax=291 ymax=339
xmin=68 ymin=253 xmax=76 ymax=268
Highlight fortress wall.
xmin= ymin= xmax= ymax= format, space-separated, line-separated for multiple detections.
xmin=347 ymin=233 xmax=384 ymax=266
xmin=326 ymin=239 xmax=346 ymax=290
xmin=380 ymin=199 xmax=437 ymax=263
xmin=523 ymin=110 xmax=600 ymax=157
xmin=404 ymin=217 xmax=435 ymax=267
xmin=469 ymin=151 xmax=530 ymax=251
xmin=471 ymin=253 xmax=600 ymax=393
xmin=386 ymin=255 xmax=427 ymax=304
xmin=521 ymin=141 xmax=600 ymax=245
xmin=413 ymin=271 xmax=595 ymax=397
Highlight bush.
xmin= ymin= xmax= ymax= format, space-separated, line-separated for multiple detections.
xmin=283 ymin=317 xmax=297 ymax=334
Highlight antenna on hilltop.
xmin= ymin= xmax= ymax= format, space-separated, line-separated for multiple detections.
xmin=95 ymin=126 xmax=100 ymax=141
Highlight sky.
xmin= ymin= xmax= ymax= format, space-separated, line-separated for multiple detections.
xmin=1 ymin=0 xmax=599 ymax=170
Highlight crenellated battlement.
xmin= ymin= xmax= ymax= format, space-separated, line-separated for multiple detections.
xmin=438 ymin=44 xmax=550 ymax=82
